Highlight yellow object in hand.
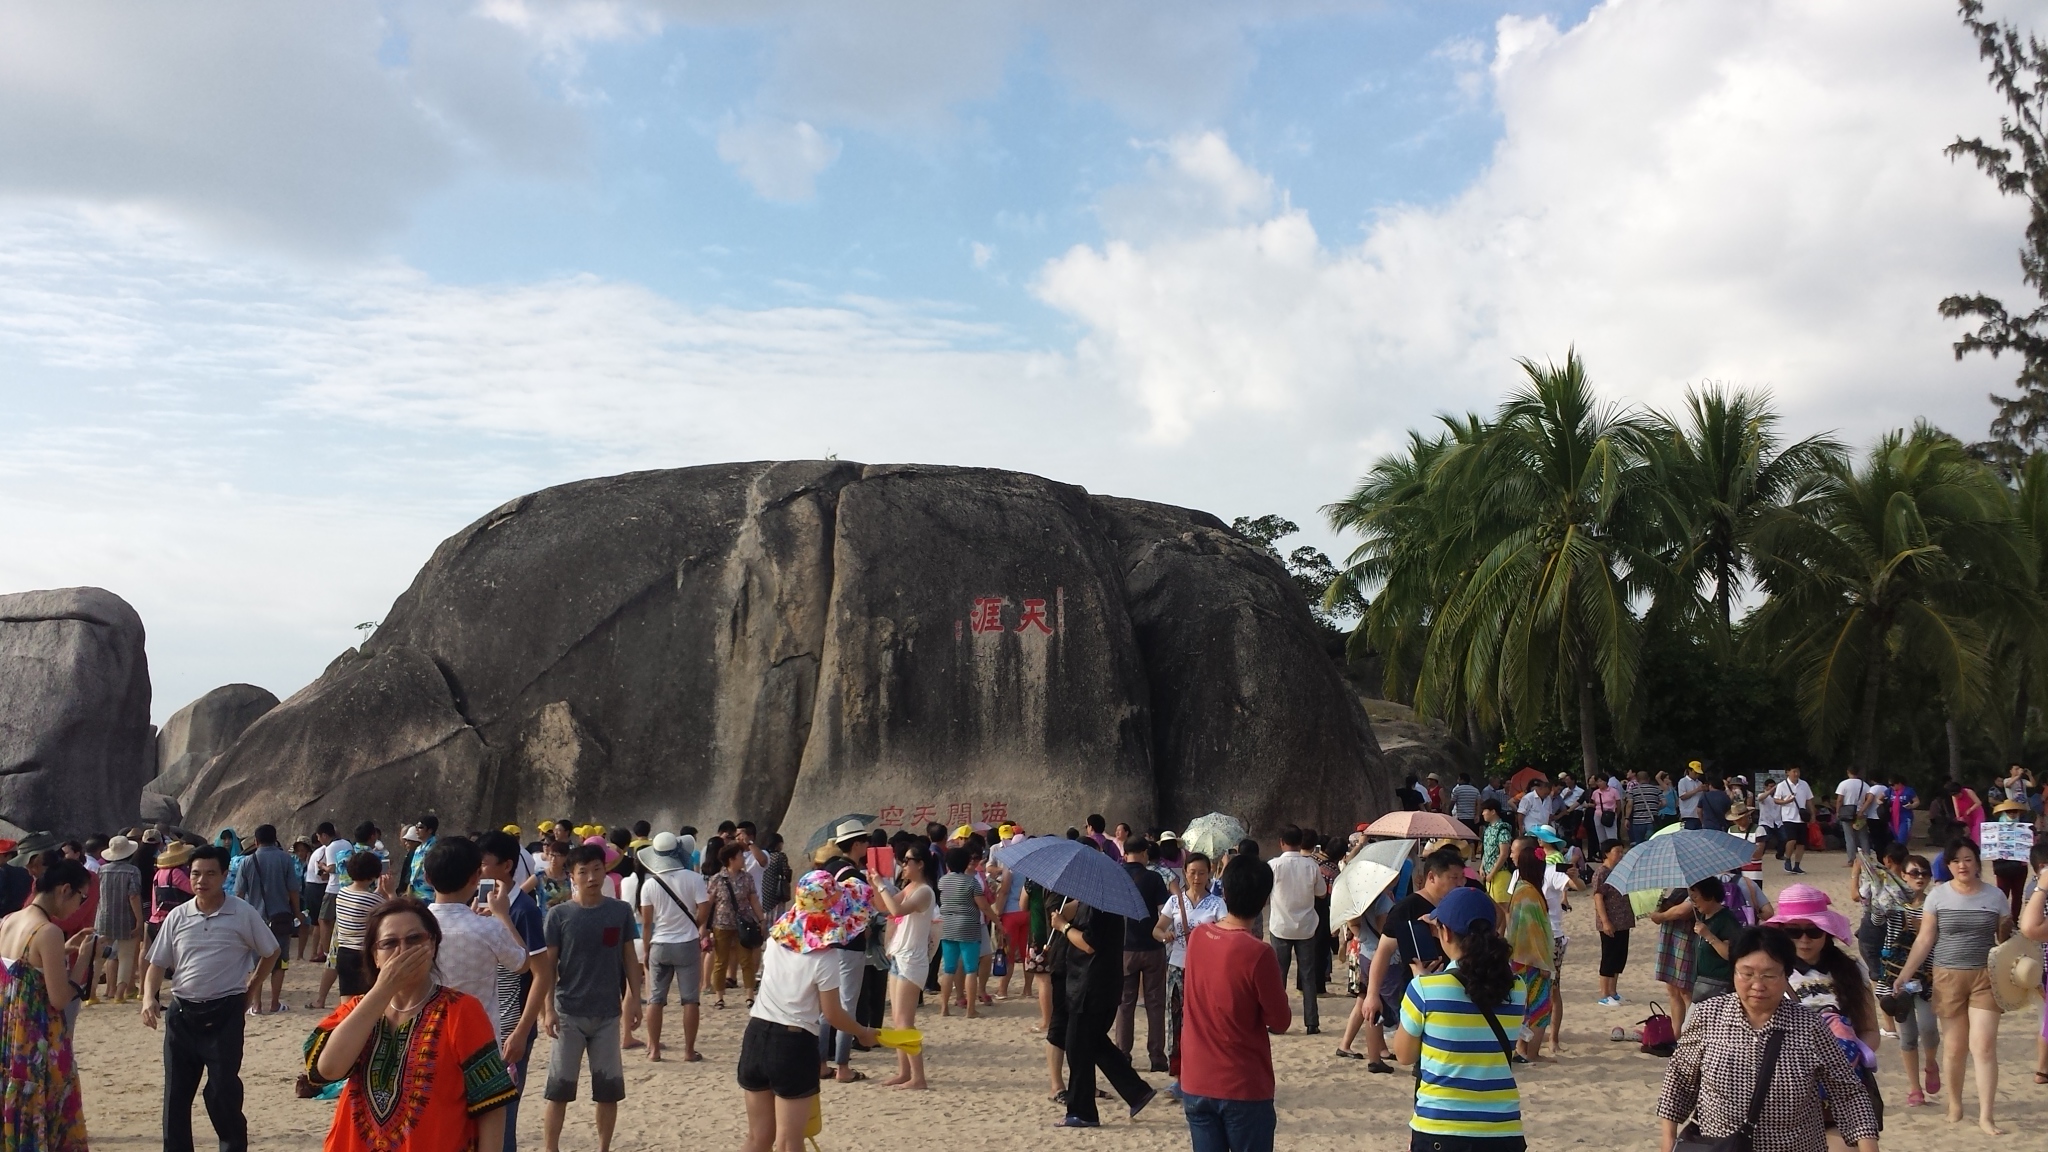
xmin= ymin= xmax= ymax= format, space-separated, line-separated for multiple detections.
xmin=875 ymin=1027 xmax=924 ymax=1055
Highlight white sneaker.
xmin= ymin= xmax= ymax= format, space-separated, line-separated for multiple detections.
xmin=1596 ymin=995 xmax=1624 ymax=1007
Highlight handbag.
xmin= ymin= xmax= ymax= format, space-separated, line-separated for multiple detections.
xmin=720 ymin=873 xmax=767 ymax=950
xmin=1638 ymin=1004 xmax=1676 ymax=1055
xmin=1672 ymin=1027 xmax=1783 ymax=1152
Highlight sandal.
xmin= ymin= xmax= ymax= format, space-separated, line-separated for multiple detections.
xmin=1906 ymin=1089 xmax=1926 ymax=1107
xmin=1367 ymin=1060 xmax=1394 ymax=1074
xmin=836 ymin=1070 xmax=868 ymax=1084
xmin=2034 ymin=1070 xmax=2048 ymax=1085
xmin=1333 ymin=1048 xmax=1364 ymax=1060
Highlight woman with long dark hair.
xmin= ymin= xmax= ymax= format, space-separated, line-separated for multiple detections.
xmin=0 ymin=858 xmax=93 ymax=1149
xmin=1893 ymin=837 xmax=2014 ymax=1135
xmin=871 ymin=840 xmax=933 ymax=1089
xmin=1771 ymin=893 xmax=1884 ymax=1142
xmin=1390 ymin=886 xmax=1525 ymax=1150
xmin=1502 ymin=838 xmax=1554 ymax=1060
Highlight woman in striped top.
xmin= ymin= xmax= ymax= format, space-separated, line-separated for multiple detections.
xmin=1875 ymin=854 xmax=1939 ymax=1106
xmin=1392 ymin=886 xmax=1525 ymax=1150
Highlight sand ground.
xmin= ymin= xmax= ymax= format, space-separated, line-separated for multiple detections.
xmin=75 ymin=859 xmax=2047 ymax=1150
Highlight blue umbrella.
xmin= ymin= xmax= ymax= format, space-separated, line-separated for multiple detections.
xmin=999 ymin=836 xmax=1148 ymax=918
xmin=1604 ymin=829 xmax=1756 ymax=893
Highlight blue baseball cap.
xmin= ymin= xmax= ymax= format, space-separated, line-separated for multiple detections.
xmin=1425 ymin=886 xmax=1497 ymax=934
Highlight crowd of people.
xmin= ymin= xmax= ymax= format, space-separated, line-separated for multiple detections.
xmin=0 ymin=761 xmax=2043 ymax=1151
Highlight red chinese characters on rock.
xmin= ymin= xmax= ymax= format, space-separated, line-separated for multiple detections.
xmin=968 ymin=597 xmax=1006 ymax=634
xmin=1015 ymin=599 xmax=1052 ymax=634
xmin=875 ymin=801 xmax=1013 ymax=832
xmin=964 ymin=590 xmax=1062 ymax=636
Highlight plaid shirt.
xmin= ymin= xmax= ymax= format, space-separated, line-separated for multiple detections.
xmin=1655 ymin=996 xmax=1878 ymax=1150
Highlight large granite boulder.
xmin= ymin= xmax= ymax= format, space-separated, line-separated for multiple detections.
xmin=145 ymin=683 xmax=278 ymax=822
xmin=185 ymin=463 xmax=1390 ymax=841
xmin=0 ymin=588 xmax=153 ymax=836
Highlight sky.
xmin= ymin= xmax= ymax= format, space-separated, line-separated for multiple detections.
xmin=1 ymin=0 xmax=2041 ymax=723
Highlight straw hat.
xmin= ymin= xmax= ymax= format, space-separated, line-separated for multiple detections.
xmin=1989 ymin=934 xmax=2044 ymax=1013
xmin=103 ymin=834 xmax=140 ymax=862
xmin=155 ymin=841 xmax=196 ymax=869
xmin=1992 ymin=800 xmax=2029 ymax=818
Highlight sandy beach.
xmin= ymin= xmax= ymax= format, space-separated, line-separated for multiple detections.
xmin=75 ymin=861 xmax=2046 ymax=1150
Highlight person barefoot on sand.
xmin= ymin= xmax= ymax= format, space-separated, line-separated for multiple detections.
xmin=871 ymin=842 xmax=934 ymax=1089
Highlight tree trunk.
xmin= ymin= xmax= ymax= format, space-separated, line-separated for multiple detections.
xmin=2011 ymin=676 xmax=2030 ymax=763
xmin=1577 ymin=670 xmax=1600 ymax=782
xmin=1715 ymin=555 xmax=1733 ymax=637
xmin=1854 ymin=651 xmax=1884 ymax=779
xmin=1946 ymin=713 xmax=1963 ymax=783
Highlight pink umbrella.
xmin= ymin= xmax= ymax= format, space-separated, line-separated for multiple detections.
xmin=1364 ymin=811 xmax=1479 ymax=841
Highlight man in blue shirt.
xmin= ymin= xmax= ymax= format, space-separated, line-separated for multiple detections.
xmin=406 ymin=814 xmax=439 ymax=900
xmin=232 ymin=824 xmax=300 ymax=1014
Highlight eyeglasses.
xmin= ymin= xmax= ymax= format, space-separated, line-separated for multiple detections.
xmin=1783 ymin=926 xmax=1828 ymax=941
xmin=373 ymin=932 xmax=432 ymax=954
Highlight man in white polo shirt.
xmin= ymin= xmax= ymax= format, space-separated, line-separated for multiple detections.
xmin=142 ymin=845 xmax=278 ymax=1152
xmin=422 ymin=836 xmax=530 ymax=1008
xmin=1265 ymin=825 xmax=1327 ymax=1034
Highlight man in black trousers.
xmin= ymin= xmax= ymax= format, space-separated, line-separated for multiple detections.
xmin=1051 ymin=889 xmax=1157 ymax=1128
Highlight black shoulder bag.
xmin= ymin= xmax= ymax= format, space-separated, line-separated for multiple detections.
xmin=645 ymin=871 xmax=700 ymax=930
xmin=1673 ymin=1027 xmax=1784 ymax=1152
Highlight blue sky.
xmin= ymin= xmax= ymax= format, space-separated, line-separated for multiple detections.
xmin=0 ymin=0 xmax=2033 ymax=719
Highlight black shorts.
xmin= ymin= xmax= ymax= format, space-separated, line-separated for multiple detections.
xmin=737 ymin=1018 xmax=821 ymax=1100
xmin=1598 ymin=930 xmax=1630 ymax=978
xmin=1781 ymin=821 xmax=1806 ymax=845
xmin=335 ymin=947 xmax=371 ymax=997
xmin=1046 ymin=984 xmax=1071 ymax=1050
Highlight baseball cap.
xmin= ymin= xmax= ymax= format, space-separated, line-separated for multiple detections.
xmin=1424 ymin=887 xmax=1497 ymax=934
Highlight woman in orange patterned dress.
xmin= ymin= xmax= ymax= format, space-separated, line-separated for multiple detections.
xmin=305 ymin=897 xmax=515 ymax=1152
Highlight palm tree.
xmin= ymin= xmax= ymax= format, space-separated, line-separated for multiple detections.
xmin=1419 ymin=350 xmax=1660 ymax=781
xmin=1648 ymin=387 xmax=1842 ymax=643
xmin=1745 ymin=425 xmax=2036 ymax=775
xmin=1980 ymin=451 xmax=2048 ymax=766
xmin=1323 ymin=418 xmax=1490 ymax=706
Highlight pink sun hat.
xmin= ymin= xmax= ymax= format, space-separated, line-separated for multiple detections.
xmin=582 ymin=834 xmax=622 ymax=868
xmin=1764 ymin=883 xmax=1854 ymax=943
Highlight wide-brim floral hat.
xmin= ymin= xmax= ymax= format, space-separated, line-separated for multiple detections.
xmin=770 ymin=869 xmax=875 ymax=953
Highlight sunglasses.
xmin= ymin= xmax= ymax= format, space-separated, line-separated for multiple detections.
xmin=1782 ymin=926 xmax=1828 ymax=941
xmin=1904 ymin=869 xmax=1929 ymax=878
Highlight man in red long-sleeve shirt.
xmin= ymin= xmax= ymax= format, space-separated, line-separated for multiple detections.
xmin=1179 ymin=854 xmax=1291 ymax=1151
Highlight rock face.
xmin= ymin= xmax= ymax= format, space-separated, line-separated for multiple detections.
xmin=0 ymin=588 xmax=153 ymax=836
xmin=186 ymin=463 xmax=1390 ymax=841
xmin=144 ymin=683 xmax=279 ymax=823
xmin=1360 ymin=697 xmax=1482 ymax=785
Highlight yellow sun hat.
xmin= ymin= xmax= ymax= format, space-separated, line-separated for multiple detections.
xmin=538 ymin=820 xmax=555 ymax=832
xmin=502 ymin=824 xmax=522 ymax=835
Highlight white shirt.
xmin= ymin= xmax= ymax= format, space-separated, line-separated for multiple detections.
xmin=316 ymin=839 xmax=354 ymax=893
xmin=1866 ymin=783 xmax=1889 ymax=813
xmin=743 ymin=851 xmax=766 ymax=905
xmin=1265 ymin=851 xmax=1326 ymax=941
xmin=1834 ymin=777 xmax=1867 ymax=813
xmin=1518 ymin=790 xmax=1559 ymax=830
xmin=1676 ymin=775 xmax=1704 ymax=817
xmin=751 ymin=943 xmax=840 ymax=1034
xmin=426 ymin=902 xmax=529 ymax=1008
xmin=638 ymin=867 xmax=709 ymax=945
xmin=1160 ymin=891 xmax=1226 ymax=968
xmin=1509 ymin=870 xmax=1571 ymax=938
xmin=1772 ymin=778 xmax=1814 ymax=823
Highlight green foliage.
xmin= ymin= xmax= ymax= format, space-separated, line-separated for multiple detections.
xmin=1326 ymin=354 xmax=2047 ymax=788
xmin=1943 ymin=1 xmax=2048 ymax=469
xmin=1229 ymin=514 xmax=1362 ymax=636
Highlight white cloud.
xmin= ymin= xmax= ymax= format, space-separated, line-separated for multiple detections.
xmin=1036 ymin=0 xmax=2030 ymax=446
xmin=715 ymin=118 xmax=843 ymax=201
xmin=972 ymin=242 xmax=996 ymax=269
xmin=0 ymin=1 xmax=617 ymax=252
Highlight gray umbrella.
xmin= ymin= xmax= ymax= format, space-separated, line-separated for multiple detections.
xmin=805 ymin=813 xmax=878 ymax=855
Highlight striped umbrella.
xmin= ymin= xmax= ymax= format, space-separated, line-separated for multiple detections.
xmin=1604 ymin=828 xmax=1757 ymax=893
